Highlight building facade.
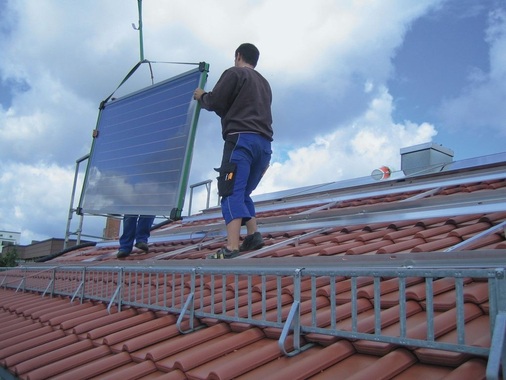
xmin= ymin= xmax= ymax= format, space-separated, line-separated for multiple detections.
xmin=0 ymin=230 xmax=21 ymax=254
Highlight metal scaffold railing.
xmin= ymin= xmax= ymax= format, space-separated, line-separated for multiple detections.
xmin=1 ymin=255 xmax=506 ymax=379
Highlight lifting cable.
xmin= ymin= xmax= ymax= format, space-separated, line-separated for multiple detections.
xmin=100 ymin=0 xmax=202 ymax=109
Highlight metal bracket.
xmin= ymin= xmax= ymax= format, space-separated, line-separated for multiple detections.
xmin=445 ymin=221 xmax=506 ymax=252
xmin=177 ymin=268 xmax=197 ymax=333
xmin=15 ymin=267 xmax=27 ymax=293
xmin=42 ymin=278 xmax=54 ymax=298
xmin=71 ymin=267 xmax=87 ymax=304
xmin=279 ymin=300 xmax=301 ymax=356
xmin=107 ymin=268 xmax=123 ymax=313
xmin=486 ymin=312 xmax=506 ymax=380
xmin=15 ymin=278 xmax=25 ymax=293
xmin=42 ymin=267 xmax=57 ymax=298
xmin=71 ymin=281 xmax=84 ymax=304
xmin=278 ymin=268 xmax=314 ymax=356
xmin=177 ymin=293 xmax=195 ymax=334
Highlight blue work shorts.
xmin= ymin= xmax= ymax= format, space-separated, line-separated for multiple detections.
xmin=215 ymin=133 xmax=272 ymax=225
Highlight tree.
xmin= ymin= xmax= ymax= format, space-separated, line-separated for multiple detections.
xmin=0 ymin=247 xmax=19 ymax=267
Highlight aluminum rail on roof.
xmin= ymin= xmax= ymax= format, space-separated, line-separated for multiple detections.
xmin=133 ymin=182 xmax=506 ymax=245
xmin=441 ymin=151 xmax=506 ymax=172
xmin=95 ymin=228 xmax=225 ymax=248
xmin=251 ymin=186 xmax=506 ymax=236
xmin=445 ymin=221 xmax=506 ymax=252
xmin=89 ymin=180 xmax=506 ymax=253
xmin=249 ymin=151 xmax=506 ymax=209
xmin=184 ymin=158 xmax=506 ymax=224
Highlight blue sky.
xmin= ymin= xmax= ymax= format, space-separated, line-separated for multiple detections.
xmin=0 ymin=0 xmax=505 ymax=244
xmin=389 ymin=1 xmax=503 ymax=158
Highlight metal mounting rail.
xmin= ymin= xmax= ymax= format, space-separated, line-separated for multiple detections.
xmin=487 ymin=312 xmax=506 ymax=380
xmin=445 ymin=221 xmax=506 ymax=252
xmin=239 ymin=228 xmax=330 ymax=259
xmin=184 ymin=164 xmax=506 ymax=224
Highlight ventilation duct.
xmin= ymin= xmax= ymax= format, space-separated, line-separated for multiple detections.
xmin=400 ymin=142 xmax=454 ymax=176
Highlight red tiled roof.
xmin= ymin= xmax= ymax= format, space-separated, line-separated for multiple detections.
xmin=1 ymin=159 xmax=506 ymax=379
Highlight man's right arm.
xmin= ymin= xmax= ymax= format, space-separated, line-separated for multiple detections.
xmin=195 ymin=69 xmax=238 ymax=116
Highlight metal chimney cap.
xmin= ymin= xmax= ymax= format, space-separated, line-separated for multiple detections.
xmin=400 ymin=142 xmax=454 ymax=156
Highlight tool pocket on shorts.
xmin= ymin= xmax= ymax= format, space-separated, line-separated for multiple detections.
xmin=214 ymin=162 xmax=237 ymax=197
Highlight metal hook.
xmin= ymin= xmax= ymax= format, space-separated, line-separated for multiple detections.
xmin=133 ymin=0 xmax=144 ymax=61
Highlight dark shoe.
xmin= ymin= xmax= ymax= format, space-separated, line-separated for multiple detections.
xmin=135 ymin=242 xmax=149 ymax=253
xmin=207 ymin=246 xmax=240 ymax=259
xmin=239 ymin=232 xmax=264 ymax=252
xmin=116 ymin=249 xmax=131 ymax=259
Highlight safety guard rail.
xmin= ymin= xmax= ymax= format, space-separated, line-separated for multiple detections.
xmin=1 ymin=259 xmax=506 ymax=380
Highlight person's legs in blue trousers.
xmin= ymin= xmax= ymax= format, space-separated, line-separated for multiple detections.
xmin=118 ymin=215 xmax=155 ymax=258
xmin=119 ymin=215 xmax=138 ymax=253
xmin=135 ymin=215 xmax=155 ymax=245
xmin=220 ymin=134 xmax=271 ymax=254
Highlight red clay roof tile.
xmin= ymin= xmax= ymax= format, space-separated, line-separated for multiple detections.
xmin=346 ymin=240 xmax=392 ymax=255
xmin=0 ymin=334 xmax=78 ymax=369
xmin=345 ymin=348 xmax=418 ymax=380
xmin=0 ymin=325 xmax=54 ymax=352
xmin=0 ymin=328 xmax=65 ymax=362
xmin=72 ymin=308 xmax=137 ymax=336
xmin=88 ymin=310 xmax=156 ymax=342
xmin=24 ymin=345 xmax=112 ymax=380
xmin=411 ymin=236 xmax=462 ymax=252
xmin=441 ymin=358 xmax=488 ymax=380
xmin=97 ymin=360 xmax=159 ymax=380
xmin=50 ymin=351 xmax=132 ymax=380
xmin=0 ymin=319 xmax=41 ymax=341
xmin=35 ymin=301 xmax=97 ymax=324
xmin=13 ymin=339 xmax=96 ymax=377
xmin=156 ymin=328 xmax=265 ymax=372
xmin=308 ymin=349 xmax=378 ymax=379
xmin=2 ymin=167 xmax=506 ymax=379
xmin=113 ymin=322 xmax=188 ymax=354
xmin=352 ymin=311 xmax=431 ymax=356
xmin=414 ymin=315 xmax=490 ymax=367
xmin=377 ymin=238 xmax=426 ymax=254
xmin=103 ymin=315 xmax=177 ymax=348
xmin=186 ymin=338 xmax=282 ymax=380
xmin=132 ymin=323 xmax=231 ymax=363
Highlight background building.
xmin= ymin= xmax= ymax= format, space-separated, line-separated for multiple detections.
xmin=0 ymin=230 xmax=20 ymax=254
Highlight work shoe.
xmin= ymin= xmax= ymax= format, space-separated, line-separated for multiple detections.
xmin=207 ymin=246 xmax=240 ymax=259
xmin=239 ymin=232 xmax=264 ymax=252
xmin=116 ymin=249 xmax=131 ymax=259
xmin=135 ymin=242 xmax=149 ymax=253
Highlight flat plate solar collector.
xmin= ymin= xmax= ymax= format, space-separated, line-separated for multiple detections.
xmin=79 ymin=65 xmax=207 ymax=217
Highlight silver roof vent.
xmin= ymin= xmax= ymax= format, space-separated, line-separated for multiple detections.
xmin=400 ymin=142 xmax=454 ymax=176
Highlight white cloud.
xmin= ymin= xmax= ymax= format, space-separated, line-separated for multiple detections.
xmin=0 ymin=0 xmax=488 ymax=244
xmin=256 ymin=87 xmax=437 ymax=193
xmin=0 ymin=162 xmax=75 ymax=244
xmin=0 ymin=72 xmax=96 ymax=164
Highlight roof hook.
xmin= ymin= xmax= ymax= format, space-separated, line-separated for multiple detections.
xmin=132 ymin=0 xmax=145 ymax=61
